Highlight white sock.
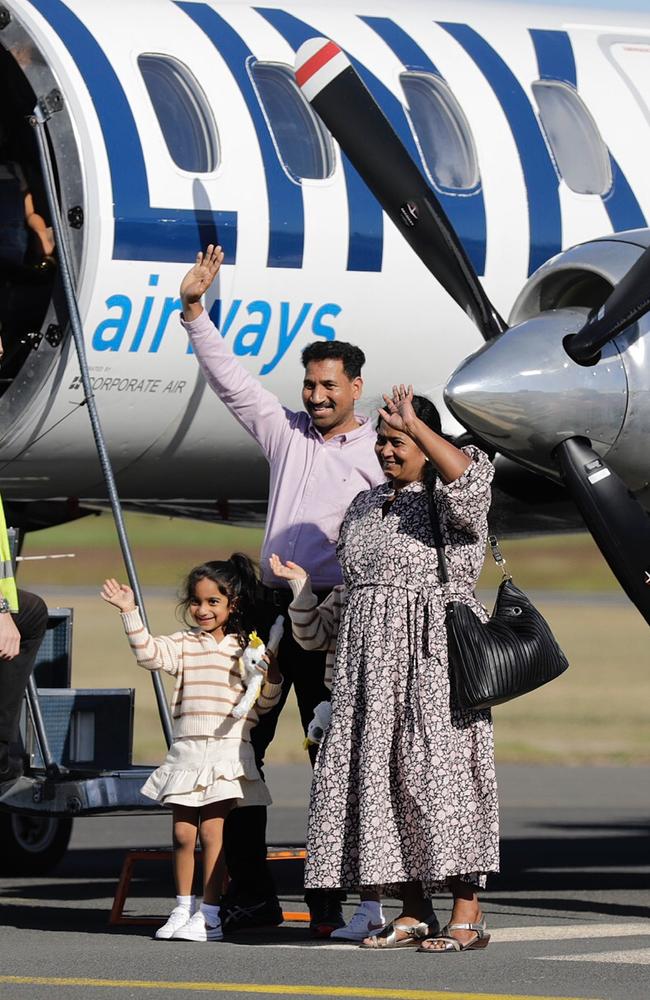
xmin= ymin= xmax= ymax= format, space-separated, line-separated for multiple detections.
xmin=200 ymin=902 xmax=221 ymax=926
xmin=176 ymin=894 xmax=195 ymax=914
xmin=359 ymin=900 xmax=384 ymax=923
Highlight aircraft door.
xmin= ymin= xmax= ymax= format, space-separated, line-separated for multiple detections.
xmin=603 ymin=35 xmax=650 ymax=118
xmin=0 ymin=10 xmax=82 ymax=449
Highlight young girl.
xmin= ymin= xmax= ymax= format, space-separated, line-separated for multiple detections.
xmin=101 ymin=553 xmax=282 ymax=942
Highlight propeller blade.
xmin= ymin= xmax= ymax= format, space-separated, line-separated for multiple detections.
xmin=566 ymin=244 xmax=650 ymax=364
xmin=295 ymin=38 xmax=506 ymax=340
xmin=555 ymin=437 xmax=650 ymax=626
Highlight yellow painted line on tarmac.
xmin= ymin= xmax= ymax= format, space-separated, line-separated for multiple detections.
xmin=0 ymin=976 xmax=603 ymax=1000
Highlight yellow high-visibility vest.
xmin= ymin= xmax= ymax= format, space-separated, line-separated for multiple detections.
xmin=0 ymin=497 xmax=18 ymax=611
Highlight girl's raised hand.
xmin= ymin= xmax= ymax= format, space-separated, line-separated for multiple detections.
xmin=269 ymin=554 xmax=307 ymax=582
xmin=378 ymin=383 xmax=417 ymax=433
xmin=100 ymin=578 xmax=136 ymax=613
xmin=180 ymin=244 xmax=224 ymax=306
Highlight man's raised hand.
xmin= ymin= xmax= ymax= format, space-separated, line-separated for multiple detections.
xmin=180 ymin=244 xmax=224 ymax=313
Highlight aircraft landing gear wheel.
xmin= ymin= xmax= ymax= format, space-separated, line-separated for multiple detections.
xmin=0 ymin=813 xmax=73 ymax=874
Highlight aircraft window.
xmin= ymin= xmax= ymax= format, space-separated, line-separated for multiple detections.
xmin=249 ymin=61 xmax=334 ymax=181
xmin=400 ymin=72 xmax=479 ymax=191
xmin=532 ymin=81 xmax=611 ymax=195
xmin=138 ymin=55 xmax=219 ymax=173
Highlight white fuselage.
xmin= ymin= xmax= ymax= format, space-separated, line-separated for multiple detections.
xmin=1 ymin=0 xmax=649 ymax=508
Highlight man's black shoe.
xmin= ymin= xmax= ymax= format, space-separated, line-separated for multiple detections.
xmin=306 ymin=890 xmax=345 ymax=938
xmin=220 ymin=897 xmax=284 ymax=934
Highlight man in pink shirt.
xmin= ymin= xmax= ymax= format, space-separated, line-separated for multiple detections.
xmin=180 ymin=246 xmax=384 ymax=936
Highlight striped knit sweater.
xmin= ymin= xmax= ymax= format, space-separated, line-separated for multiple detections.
xmin=120 ymin=608 xmax=283 ymax=741
xmin=286 ymin=577 xmax=346 ymax=691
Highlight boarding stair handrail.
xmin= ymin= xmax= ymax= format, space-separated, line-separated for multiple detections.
xmin=29 ymin=96 xmax=173 ymax=749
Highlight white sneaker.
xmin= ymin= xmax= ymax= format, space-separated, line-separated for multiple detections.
xmin=171 ymin=909 xmax=223 ymax=942
xmin=330 ymin=907 xmax=385 ymax=942
xmin=154 ymin=906 xmax=194 ymax=940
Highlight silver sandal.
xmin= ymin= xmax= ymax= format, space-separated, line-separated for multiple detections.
xmin=417 ymin=916 xmax=490 ymax=953
xmin=360 ymin=914 xmax=440 ymax=950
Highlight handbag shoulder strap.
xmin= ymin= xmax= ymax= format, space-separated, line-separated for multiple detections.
xmin=427 ymin=489 xmax=509 ymax=586
xmin=426 ymin=489 xmax=450 ymax=587
xmin=487 ymin=535 xmax=512 ymax=581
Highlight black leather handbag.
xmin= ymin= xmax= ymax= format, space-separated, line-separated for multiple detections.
xmin=430 ymin=508 xmax=569 ymax=711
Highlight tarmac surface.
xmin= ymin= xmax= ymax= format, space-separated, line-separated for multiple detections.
xmin=1 ymin=763 xmax=649 ymax=1000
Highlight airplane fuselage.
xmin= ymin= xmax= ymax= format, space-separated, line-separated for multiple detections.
xmin=1 ymin=0 xmax=649 ymax=522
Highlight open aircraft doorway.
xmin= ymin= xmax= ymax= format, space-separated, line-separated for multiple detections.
xmin=0 ymin=8 xmax=81 ymax=437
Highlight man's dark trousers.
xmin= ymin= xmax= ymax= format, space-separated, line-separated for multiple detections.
xmin=0 ymin=590 xmax=48 ymax=769
xmin=223 ymin=591 xmax=331 ymax=902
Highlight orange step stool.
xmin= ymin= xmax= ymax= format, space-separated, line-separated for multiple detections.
xmin=109 ymin=847 xmax=309 ymax=926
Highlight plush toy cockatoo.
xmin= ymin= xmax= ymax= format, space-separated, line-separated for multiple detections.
xmin=232 ymin=615 xmax=284 ymax=720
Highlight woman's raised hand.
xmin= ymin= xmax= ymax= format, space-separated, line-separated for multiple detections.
xmin=180 ymin=244 xmax=224 ymax=307
xmin=100 ymin=578 xmax=136 ymax=613
xmin=378 ymin=384 xmax=417 ymax=433
xmin=269 ymin=554 xmax=308 ymax=582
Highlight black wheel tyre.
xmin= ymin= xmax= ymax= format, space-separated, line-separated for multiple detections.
xmin=0 ymin=813 xmax=73 ymax=874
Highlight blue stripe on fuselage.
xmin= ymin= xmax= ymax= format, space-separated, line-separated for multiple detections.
xmin=177 ymin=2 xmax=305 ymax=268
xmin=530 ymin=28 xmax=576 ymax=85
xmin=440 ymin=21 xmax=562 ymax=276
xmin=360 ymin=15 xmax=487 ymax=275
xmin=530 ymin=28 xmax=646 ymax=233
xmin=36 ymin=0 xmax=237 ymax=264
xmin=254 ymin=6 xmax=386 ymax=272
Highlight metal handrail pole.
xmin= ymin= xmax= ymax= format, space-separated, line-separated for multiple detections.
xmin=30 ymin=104 xmax=173 ymax=747
xmin=26 ymin=675 xmax=59 ymax=776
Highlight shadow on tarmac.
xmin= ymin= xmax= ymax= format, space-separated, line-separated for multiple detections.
xmin=1 ymin=815 xmax=649 ymax=935
xmin=490 ymin=817 xmax=650 ymax=920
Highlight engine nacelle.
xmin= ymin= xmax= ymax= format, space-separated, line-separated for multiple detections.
xmin=445 ymin=231 xmax=650 ymax=502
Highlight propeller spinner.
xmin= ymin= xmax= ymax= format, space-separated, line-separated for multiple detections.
xmin=295 ymin=38 xmax=650 ymax=626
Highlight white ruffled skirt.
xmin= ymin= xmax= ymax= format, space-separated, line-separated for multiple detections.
xmin=140 ymin=736 xmax=271 ymax=808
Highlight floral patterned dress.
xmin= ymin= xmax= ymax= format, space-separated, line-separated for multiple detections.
xmin=304 ymin=447 xmax=499 ymax=896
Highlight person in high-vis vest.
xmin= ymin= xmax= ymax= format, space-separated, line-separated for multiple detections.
xmin=0 ymin=493 xmax=48 ymax=787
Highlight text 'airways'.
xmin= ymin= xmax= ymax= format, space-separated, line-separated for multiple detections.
xmin=91 ymin=275 xmax=341 ymax=375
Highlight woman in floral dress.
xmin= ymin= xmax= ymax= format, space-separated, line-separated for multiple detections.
xmin=271 ymin=385 xmax=499 ymax=952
